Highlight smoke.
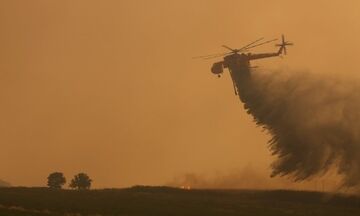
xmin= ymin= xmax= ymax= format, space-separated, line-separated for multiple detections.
xmin=234 ymin=68 xmax=360 ymax=188
xmin=0 ymin=179 xmax=11 ymax=187
xmin=168 ymin=166 xmax=272 ymax=189
xmin=167 ymin=166 xmax=339 ymax=191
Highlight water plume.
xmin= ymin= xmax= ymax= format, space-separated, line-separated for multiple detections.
xmin=233 ymin=68 xmax=360 ymax=188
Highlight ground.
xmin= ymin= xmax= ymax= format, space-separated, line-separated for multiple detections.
xmin=0 ymin=186 xmax=359 ymax=216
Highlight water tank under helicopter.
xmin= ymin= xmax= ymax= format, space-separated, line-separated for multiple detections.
xmin=211 ymin=61 xmax=224 ymax=77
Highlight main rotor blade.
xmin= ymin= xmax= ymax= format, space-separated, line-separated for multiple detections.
xmin=192 ymin=52 xmax=229 ymax=59
xmin=222 ymin=45 xmax=235 ymax=52
xmin=203 ymin=52 xmax=232 ymax=60
xmin=238 ymin=37 xmax=264 ymax=51
xmin=243 ymin=38 xmax=278 ymax=50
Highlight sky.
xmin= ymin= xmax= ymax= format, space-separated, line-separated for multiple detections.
xmin=1 ymin=0 xmax=360 ymax=188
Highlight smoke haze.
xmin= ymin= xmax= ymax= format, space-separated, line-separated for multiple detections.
xmin=235 ymin=69 xmax=360 ymax=188
xmin=2 ymin=0 xmax=360 ymax=188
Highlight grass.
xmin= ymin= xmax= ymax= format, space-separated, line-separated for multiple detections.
xmin=0 ymin=186 xmax=360 ymax=215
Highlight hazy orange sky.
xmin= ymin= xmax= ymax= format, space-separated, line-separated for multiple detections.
xmin=1 ymin=0 xmax=360 ymax=188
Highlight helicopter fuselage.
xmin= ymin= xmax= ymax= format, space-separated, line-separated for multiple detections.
xmin=211 ymin=53 xmax=251 ymax=77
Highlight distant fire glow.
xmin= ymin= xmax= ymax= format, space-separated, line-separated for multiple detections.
xmin=180 ymin=186 xmax=191 ymax=190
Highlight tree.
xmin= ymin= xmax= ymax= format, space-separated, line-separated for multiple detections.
xmin=69 ymin=173 xmax=92 ymax=190
xmin=47 ymin=172 xmax=66 ymax=189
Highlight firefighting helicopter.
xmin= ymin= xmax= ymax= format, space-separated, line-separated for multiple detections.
xmin=194 ymin=35 xmax=293 ymax=95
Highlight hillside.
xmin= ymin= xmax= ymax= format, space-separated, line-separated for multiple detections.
xmin=0 ymin=186 xmax=360 ymax=216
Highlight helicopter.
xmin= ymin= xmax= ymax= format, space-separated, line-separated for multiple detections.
xmin=194 ymin=35 xmax=293 ymax=95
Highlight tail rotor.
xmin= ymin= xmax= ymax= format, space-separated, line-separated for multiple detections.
xmin=276 ymin=34 xmax=293 ymax=55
